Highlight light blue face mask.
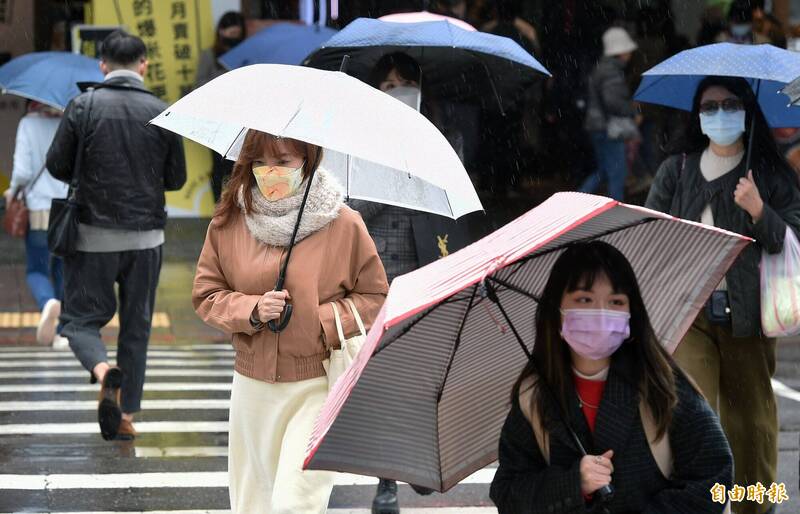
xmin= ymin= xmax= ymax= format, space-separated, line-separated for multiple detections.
xmin=700 ymin=109 xmax=746 ymax=147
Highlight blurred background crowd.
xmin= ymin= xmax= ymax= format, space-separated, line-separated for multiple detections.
xmin=2 ymin=0 xmax=800 ymax=225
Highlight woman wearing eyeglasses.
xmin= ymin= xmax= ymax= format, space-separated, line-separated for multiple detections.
xmin=646 ymin=76 xmax=800 ymax=514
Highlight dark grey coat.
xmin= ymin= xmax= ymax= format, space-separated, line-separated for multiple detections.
xmin=490 ymin=348 xmax=733 ymax=514
xmin=348 ymin=200 xmax=419 ymax=283
xmin=584 ymin=56 xmax=636 ymax=133
xmin=645 ymin=151 xmax=800 ymax=337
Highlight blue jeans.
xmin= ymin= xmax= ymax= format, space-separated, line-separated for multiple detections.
xmin=579 ymin=130 xmax=627 ymax=201
xmin=25 ymin=229 xmax=63 ymax=310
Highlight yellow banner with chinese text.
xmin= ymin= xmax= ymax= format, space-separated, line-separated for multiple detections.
xmin=89 ymin=0 xmax=216 ymax=217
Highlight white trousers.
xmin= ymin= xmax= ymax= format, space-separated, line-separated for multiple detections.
xmin=228 ymin=372 xmax=334 ymax=514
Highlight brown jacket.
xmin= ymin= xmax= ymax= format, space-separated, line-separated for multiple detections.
xmin=192 ymin=206 xmax=388 ymax=383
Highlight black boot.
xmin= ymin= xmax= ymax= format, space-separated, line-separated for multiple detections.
xmin=372 ymin=478 xmax=399 ymax=514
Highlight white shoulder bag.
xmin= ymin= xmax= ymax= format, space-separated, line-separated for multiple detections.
xmin=322 ymin=298 xmax=367 ymax=391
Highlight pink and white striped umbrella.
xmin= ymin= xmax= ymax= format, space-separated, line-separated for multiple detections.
xmin=304 ymin=192 xmax=751 ymax=492
xmin=378 ymin=10 xmax=477 ymax=31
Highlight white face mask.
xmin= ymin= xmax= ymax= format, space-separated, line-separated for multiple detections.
xmin=386 ymin=86 xmax=421 ymax=112
xmin=700 ymin=110 xmax=746 ymax=147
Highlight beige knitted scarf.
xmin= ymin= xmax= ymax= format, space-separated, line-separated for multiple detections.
xmin=238 ymin=167 xmax=344 ymax=247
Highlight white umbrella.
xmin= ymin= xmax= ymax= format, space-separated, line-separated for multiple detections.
xmin=149 ymin=63 xmax=482 ymax=219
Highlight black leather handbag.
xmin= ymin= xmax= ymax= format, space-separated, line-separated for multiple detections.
xmin=48 ymin=90 xmax=94 ymax=258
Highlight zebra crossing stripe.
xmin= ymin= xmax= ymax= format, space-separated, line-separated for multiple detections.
xmin=0 ymin=359 xmax=234 ymax=368
xmin=0 ymin=351 xmax=234 ymax=359
xmin=0 ymin=469 xmax=497 ymax=489
xmin=0 ymin=369 xmax=233 ymax=379
xmin=134 ymin=447 xmax=228 ymax=458
xmin=0 ymin=507 xmax=497 ymax=514
xmin=0 ymin=399 xmax=230 ymax=411
xmin=0 ymin=344 xmax=229 ymax=352
xmin=0 ymin=382 xmax=231 ymax=393
xmin=772 ymin=378 xmax=800 ymax=403
xmin=0 ymin=421 xmax=229 ymax=435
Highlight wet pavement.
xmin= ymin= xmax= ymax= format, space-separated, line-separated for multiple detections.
xmin=0 ymin=226 xmax=797 ymax=512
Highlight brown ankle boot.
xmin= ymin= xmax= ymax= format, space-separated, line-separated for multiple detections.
xmin=115 ymin=418 xmax=137 ymax=440
xmin=97 ymin=367 xmax=123 ymax=441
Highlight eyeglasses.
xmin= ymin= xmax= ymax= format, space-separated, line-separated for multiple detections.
xmin=699 ymin=98 xmax=744 ymax=115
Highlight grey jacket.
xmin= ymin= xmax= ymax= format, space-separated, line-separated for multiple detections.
xmin=584 ymin=56 xmax=636 ymax=133
xmin=348 ymin=200 xmax=419 ymax=283
xmin=645 ymin=151 xmax=800 ymax=337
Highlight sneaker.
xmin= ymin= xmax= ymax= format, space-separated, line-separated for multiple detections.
xmin=52 ymin=334 xmax=70 ymax=350
xmin=36 ymin=299 xmax=61 ymax=345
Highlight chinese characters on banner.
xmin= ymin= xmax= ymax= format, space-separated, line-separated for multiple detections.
xmin=89 ymin=0 xmax=216 ymax=217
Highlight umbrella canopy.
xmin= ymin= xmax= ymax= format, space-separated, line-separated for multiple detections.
xmin=304 ymin=192 xmax=751 ymax=491
xmin=149 ymin=64 xmax=481 ymax=220
xmin=0 ymin=52 xmax=104 ymax=110
xmin=780 ymin=75 xmax=800 ymax=106
xmin=303 ymin=17 xmax=550 ymax=112
xmin=219 ymin=23 xmax=337 ymax=69
xmin=634 ymin=43 xmax=800 ymax=128
xmin=378 ymin=11 xmax=476 ymax=31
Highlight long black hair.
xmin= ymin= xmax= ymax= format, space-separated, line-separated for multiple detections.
xmin=511 ymin=241 xmax=678 ymax=440
xmin=665 ymin=75 xmax=797 ymax=186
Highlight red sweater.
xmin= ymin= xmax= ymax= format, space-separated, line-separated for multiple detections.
xmin=573 ymin=373 xmax=607 ymax=433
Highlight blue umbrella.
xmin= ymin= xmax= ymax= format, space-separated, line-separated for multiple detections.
xmin=634 ymin=43 xmax=800 ymax=128
xmin=634 ymin=43 xmax=800 ymax=171
xmin=303 ymin=17 xmax=550 ymax=113
xmin=219 ymin=23 xmax=337 ymax=69
xmin=0 ymin=51 xmax=104 ymax=110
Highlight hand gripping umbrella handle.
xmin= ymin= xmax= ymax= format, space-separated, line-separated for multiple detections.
xmin=483 ymin=279 xmax=614 ymax=508
xmin=267 ymin=275 xmax=292 ymax=333
xmin=267 ymin=303 xmax=293 ymax=332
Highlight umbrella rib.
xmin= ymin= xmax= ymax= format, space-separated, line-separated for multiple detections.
xmin=483 ymin=280 xmax=530 ymax=358
xmin=373 ymin=295 xmax=472 ymax=356
xmin=485 ymin=276 xmax=541 ymax=303
xmin=223 ymin=126 xmax=247 ymax=160
xmin=435 ymin=284 xmax=478 ymax=403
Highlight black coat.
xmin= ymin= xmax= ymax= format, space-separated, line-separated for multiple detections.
xmin=490 ymin=349 xmax=733 ymax=514
xmin=46 ymin=75 xmax=186 ymax=230
xmin=645 ymin=151 xmax=800 ymax=337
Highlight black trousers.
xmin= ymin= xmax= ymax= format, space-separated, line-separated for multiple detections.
xmin=60 ymin=247 xmax=162 ymax=413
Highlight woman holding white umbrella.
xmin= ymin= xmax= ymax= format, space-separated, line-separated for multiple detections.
xmin=154 ymin=63 xmax=481 ymax=513
xmin=192 ymin=130 xmax=388 ymax=513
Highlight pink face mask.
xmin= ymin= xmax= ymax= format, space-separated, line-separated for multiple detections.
xmin=560 ymin=309 xmax=631 ymax=360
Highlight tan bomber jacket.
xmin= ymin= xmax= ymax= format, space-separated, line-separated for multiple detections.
xmin=192 ymin=206 xmax=388 ymax=383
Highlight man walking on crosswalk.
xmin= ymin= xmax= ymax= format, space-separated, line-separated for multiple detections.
xmin=46 ymin=30 xmax=186 ymax=440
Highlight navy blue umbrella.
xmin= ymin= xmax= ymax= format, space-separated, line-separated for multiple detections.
xmin=219 ymin=23 xmax=337 ymax=69
xmin=303 ymin=17 xmax=550 ymax=113
xmin=0 ymin=52 xmax=104 ymax=110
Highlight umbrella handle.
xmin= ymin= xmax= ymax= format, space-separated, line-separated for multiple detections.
xmin=596 ymin=484 xmax=615 ymax=506
xmin=267 ymin=302 xmax=293 ymax=333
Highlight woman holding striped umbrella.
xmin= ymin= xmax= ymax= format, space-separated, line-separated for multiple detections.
xmin=490 ymin=241 xmax=733 ymax=513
